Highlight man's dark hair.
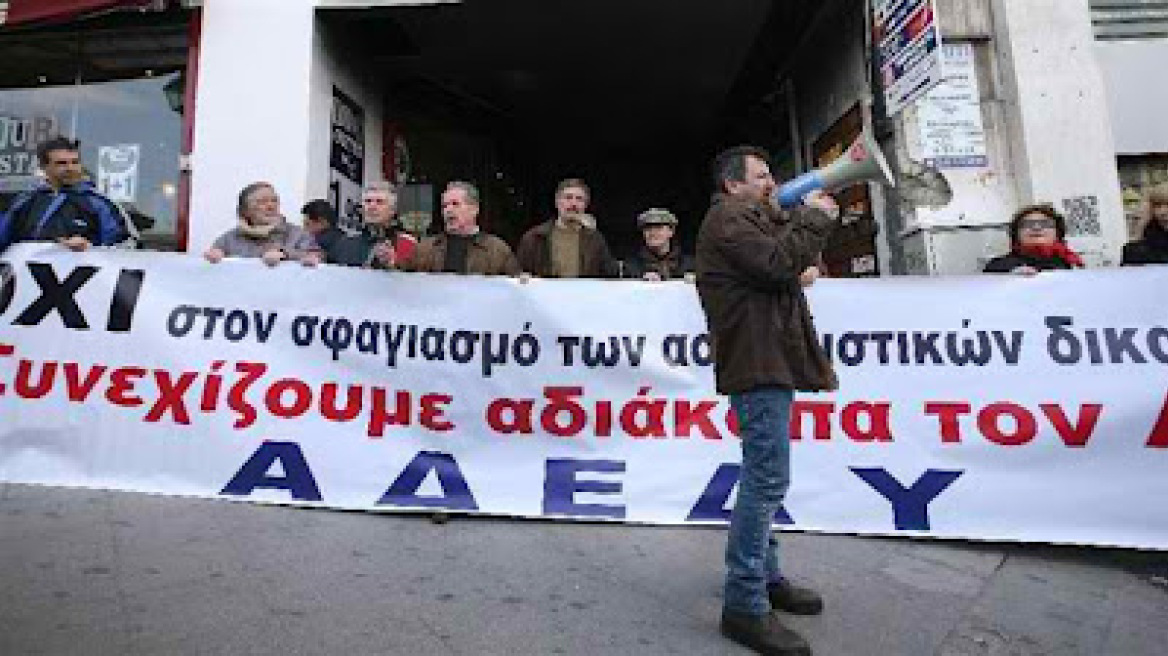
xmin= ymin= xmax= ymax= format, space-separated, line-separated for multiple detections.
xmin=711 ymin=145 xmax=771 ymax=193
xmin=1008 ymin=203 xmax=1067 ymax=245
xmin=301 ymin=199 xmax=337 ymax=225
xmin=36 ymin=136 xmax=80 ymax=166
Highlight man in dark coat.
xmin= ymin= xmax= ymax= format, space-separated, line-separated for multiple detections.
xmin=1122 ymin=186 xmax=1168 ymax=266
xmin=403 ymin=181 xmax=519 ymax=275
xmin=0 ymin=136 xmax=127 ymax=253
xmin=516 ymin=178 xmax=616 ymax=278
xmin=301 ymin=198 xmax=341 ymax=253
xmin=321 ymin=181 xmax=416 ymax=270
xmin=696 ymin=145 xmax=840 ymax=656
xmin=623 ymin=207 xmax=695 ymax=281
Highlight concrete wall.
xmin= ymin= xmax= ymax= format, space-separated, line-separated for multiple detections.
xmin=188 ymin=0 xmax=316 ymax=254
xmin=990 ymin=0 xmax=1126 ymax=265
xmin=306 ymin=15 xmax=386 ymax=208
xmin=896 ymin=0 xmax=1021 ymax=275
xmin=187 ymin=0 xmax=419 ymax=253
xmin=892 ymin=0 xmax=1125 ymax=273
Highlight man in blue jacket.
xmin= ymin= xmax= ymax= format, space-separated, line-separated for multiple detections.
xmin=0 ymin=136 xmax=127 ymax=253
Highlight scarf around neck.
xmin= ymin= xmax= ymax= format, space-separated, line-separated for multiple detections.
xmin=237 ymin=216 xmax=283 ymax=240
xmin=1015 ymin=241 xmax=1083 ymax=268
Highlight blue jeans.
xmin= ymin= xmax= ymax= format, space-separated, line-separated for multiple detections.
xmin=724 ymin=386 xmax=792 ymax=616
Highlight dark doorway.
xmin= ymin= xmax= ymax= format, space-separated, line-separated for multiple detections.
xmin=319 ymin=0 xmax=825 ymax=262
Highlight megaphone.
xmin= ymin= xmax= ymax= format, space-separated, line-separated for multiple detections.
xmin=775 ymin=129 xmax=895 ymax=208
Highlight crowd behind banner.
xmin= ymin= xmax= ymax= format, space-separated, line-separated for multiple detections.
xmin=1 ymin=135 xmax=1167 ymax=279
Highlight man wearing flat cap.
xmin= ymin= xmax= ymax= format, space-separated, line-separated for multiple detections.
xmin=624 ymin=208 xmax=694 ymax=281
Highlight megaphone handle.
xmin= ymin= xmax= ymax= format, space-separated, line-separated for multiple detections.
xmin=776 ymin=171 xmax=825 ymax=209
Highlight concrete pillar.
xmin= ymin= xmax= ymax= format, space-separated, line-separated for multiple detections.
xmin=894 ymin=0 xmax=1124 ymax=273
xmin=188 ymin=0 xmax=316 ymax=254
xmin=989 ymin=0 xmax=1125 ymax=264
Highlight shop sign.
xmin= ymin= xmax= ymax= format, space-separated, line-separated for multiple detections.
xmin=873 ymin=0 xmax=944 ymax=115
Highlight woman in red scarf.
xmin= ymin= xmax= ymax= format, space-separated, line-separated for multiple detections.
xmin=983 ymin=203 xmax=1083 ymax=275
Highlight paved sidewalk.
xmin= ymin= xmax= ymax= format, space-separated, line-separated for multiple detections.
xmin=1 ymin=483 xmax=1165 ymax=655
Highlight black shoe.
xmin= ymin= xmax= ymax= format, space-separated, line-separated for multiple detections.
xmin=720 ymin=609 xmax=811 ymax=656
xmin=767 ymin=579 xmax=824 ymax=616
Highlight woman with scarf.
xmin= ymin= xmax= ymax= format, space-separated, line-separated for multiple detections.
xmin=1121 ymin=185 xmax=1168 ymax=266
xmin=984 ymin=204 xmax=1083 ymax=274
xmin=204 ymin=182 xmax=321 ymax=267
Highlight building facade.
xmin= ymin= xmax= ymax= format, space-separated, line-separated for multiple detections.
xmin=0 ymin=0 xmax=1132 ymax=275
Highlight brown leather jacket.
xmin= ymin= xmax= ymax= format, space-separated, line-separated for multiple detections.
xmin=404 ymin=231 xmax=520 ymax=275
xmin=515 ymin=220 xmax=617 ymax=278
xmin=695 ymin=193 xmax=838 ymax=395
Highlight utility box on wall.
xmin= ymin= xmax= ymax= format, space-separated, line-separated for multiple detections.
xmin=900 ymin=225 xmax=1010 ymax=275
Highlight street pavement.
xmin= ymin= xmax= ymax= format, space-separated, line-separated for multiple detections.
xmin=2 ymin=483 xmax=1166 ymax=656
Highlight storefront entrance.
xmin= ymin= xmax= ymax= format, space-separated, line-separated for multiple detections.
xmin=317 ymin=0 xmax=873 ymax=267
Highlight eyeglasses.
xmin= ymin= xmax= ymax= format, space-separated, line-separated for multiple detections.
xmin=1019 ymin=218 xmax=1056 ymax=231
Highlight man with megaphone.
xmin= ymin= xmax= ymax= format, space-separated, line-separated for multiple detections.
xmin=696 ymin=145 xmax=842 ymax=656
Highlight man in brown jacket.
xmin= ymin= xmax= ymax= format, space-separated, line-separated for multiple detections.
xmin=403 ymin=181 xmax=519 ymax=276
xmin=515 ymin=178 xmax=616 ymax=278
xmin=696 ymin=145 xmax=840 ymax=656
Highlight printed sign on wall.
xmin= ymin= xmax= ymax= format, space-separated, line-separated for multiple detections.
xmin=874 ymin=0 xmax=945 ymax=115
xmin=916 ymin=43 xmax=988 ymax=169
xmin=0 ymin=115 xmax=58 ymax=193
xmin=329 ymin=87 xmax=365 ymax=233
xmin=97 ymin=144 xmax=140 ymax=202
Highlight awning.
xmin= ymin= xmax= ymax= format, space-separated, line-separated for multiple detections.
xmin=2 ymin=0 xmax=158 ymax=26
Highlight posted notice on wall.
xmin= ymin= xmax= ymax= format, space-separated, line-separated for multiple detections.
xmin=329 ymin=87 xmax=365 ymax=233
xmin=916 ymin=43 xmax=989 ymax=169
xmin=97 ymin=144 xmax=141 ymax=203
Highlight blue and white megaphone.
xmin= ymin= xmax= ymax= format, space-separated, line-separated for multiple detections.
xmin=775 ymin=129 xmax=895 ymax=208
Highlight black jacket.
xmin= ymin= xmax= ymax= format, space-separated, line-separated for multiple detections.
xmin=1121 ymin=223 xmax=1168 ymax=266
xmin=0 ymin=182 xmax=126 ymax=251
xmin=515 ymin=220 xmax=617 ymax=278
xmin=622 ymin=244 xmax=695 ymax=280
xmin=983 ymin=252 xmax=1074 ymax=273
xmin=322 ymin=224 xmax=409 ymax=269
xmin=695 ymin=193 xmax=839 ymax=395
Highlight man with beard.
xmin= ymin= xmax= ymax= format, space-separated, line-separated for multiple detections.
xmin=696 ymin=145 xmax=841 ymax=656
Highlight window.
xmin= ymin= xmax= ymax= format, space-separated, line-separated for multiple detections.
xmin=0 ymin=9 xmax=190 ymax=249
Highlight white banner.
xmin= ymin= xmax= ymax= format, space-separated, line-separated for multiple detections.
xmin=1 ymin=244 xmax=1166 ymax=549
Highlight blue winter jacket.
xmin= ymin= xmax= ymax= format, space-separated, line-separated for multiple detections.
xmin=0 ymin=181 xmax=126 ymax=252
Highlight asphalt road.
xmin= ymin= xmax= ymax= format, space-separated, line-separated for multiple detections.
xmin=2 ymin=483 xmax=1166 ymax=655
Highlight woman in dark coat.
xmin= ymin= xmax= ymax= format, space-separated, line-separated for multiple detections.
xmin=984 ymin=203 xmax=1083 ymax=274
xmin=1121 ymin=185 xmax=1168 ymax=266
